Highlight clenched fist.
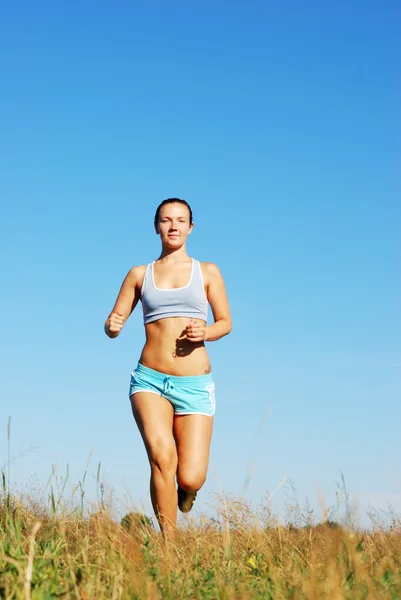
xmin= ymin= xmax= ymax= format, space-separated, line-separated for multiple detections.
xmin=185 ymin=319 xmax=209 ymax=343
xmin=106 ymin=311 xmax=125 ymax=337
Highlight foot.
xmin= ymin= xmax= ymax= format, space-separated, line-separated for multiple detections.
xmin=177 ymin=486 xmax=197 ymax=513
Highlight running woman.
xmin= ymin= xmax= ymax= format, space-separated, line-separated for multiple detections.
xmin=104 ymin=198 xmax=232 ymax=536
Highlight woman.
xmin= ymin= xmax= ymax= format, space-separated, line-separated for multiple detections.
xmin=104 ymin=198 xmax=232 ymax=536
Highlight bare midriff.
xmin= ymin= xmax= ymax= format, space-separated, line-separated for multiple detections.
xmin=139 ymin=317 xmax=211 ymax=376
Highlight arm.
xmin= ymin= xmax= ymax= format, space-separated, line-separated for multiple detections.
xmin=204 ymin=262 xmax=232 ymax=341
xmin=185 ymin=262 xmax=232 ymax=343
xmin=104 ymin=266 xmax=145 ymax=338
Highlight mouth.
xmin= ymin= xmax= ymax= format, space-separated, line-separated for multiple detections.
xmin=168 ymin=234 xmax=179 ymax=238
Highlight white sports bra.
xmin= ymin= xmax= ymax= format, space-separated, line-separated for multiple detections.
xmin=141 ymin=259 xmax=208 ymax=324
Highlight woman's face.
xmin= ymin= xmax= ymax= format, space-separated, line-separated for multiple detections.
xmin=156 ymin=203 xmax=193 ymax=247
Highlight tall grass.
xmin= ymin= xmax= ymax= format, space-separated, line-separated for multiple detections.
xmin=1 ymin=466 xmax=400 ymax=599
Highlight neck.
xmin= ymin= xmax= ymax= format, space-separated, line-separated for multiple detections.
xmin=158 ymin=245 xmax=190 ymax=261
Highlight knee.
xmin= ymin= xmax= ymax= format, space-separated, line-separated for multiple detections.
xmin=149 ymin=441 xmax=177 ymax=477
xmin=177 ymin=468 xmax=207 ymax=492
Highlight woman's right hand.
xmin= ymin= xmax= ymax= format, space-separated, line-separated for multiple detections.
xmin=106 ymin=312 xmax=125 ymax=336
xmin=104 ymin=265 xmax=146 ymax=338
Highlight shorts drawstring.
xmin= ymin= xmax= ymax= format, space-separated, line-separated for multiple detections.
xmin=162 ymin=376 xmax=174 ymax=397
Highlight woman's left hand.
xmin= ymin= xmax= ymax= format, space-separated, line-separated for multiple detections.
xmin=185 ymin=320 xmax=209 ymax=342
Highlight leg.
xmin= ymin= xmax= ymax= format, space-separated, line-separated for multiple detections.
xmin=174 ymin=414 xmax=214 ymax=508
xmin=130 ymin=392 xmax=178 ymax=536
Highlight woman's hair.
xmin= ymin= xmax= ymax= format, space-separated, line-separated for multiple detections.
xmin=154 ymin=198 xmax=193 ymax=226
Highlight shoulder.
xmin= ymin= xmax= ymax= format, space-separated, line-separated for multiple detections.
xmin=130 ymin=264 xmax=148 ymax=276
xmin=199 ymin=262 xmax=224 ymax=283
xmin=200 ymin=261 xmax=221 ymax=274
xmin=124 ymin=265 xmax=148 ymax=287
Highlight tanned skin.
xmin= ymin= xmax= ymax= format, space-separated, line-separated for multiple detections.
xmin=105 ymin=202 xmax=232 ymax=536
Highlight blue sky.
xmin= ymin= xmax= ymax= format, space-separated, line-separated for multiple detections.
xmin=1 ymin=0 xmax=400 ymax=526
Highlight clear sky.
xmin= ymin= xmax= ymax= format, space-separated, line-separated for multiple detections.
xmin=1 ymin=0 xmax=400 ymax=527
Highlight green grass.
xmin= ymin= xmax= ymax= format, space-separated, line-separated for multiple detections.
xmin=1 ymin=478 xmax=401 ymax=600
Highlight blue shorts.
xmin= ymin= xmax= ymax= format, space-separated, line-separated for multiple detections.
xmin=129 ymin=363 xmax=216 ymax=417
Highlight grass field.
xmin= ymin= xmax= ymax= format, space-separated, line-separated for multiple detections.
xmin=1 ymin=470 xmax=400 ymax=600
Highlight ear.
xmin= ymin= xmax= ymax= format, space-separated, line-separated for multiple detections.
xmin=154 ymin=224 xmax=159 ymax=234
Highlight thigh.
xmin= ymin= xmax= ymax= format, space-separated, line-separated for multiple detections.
xmin=131 ymin=392 xmax=176 ymax=464
xmin=173 ymin=414 xmax=214 ymax=475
